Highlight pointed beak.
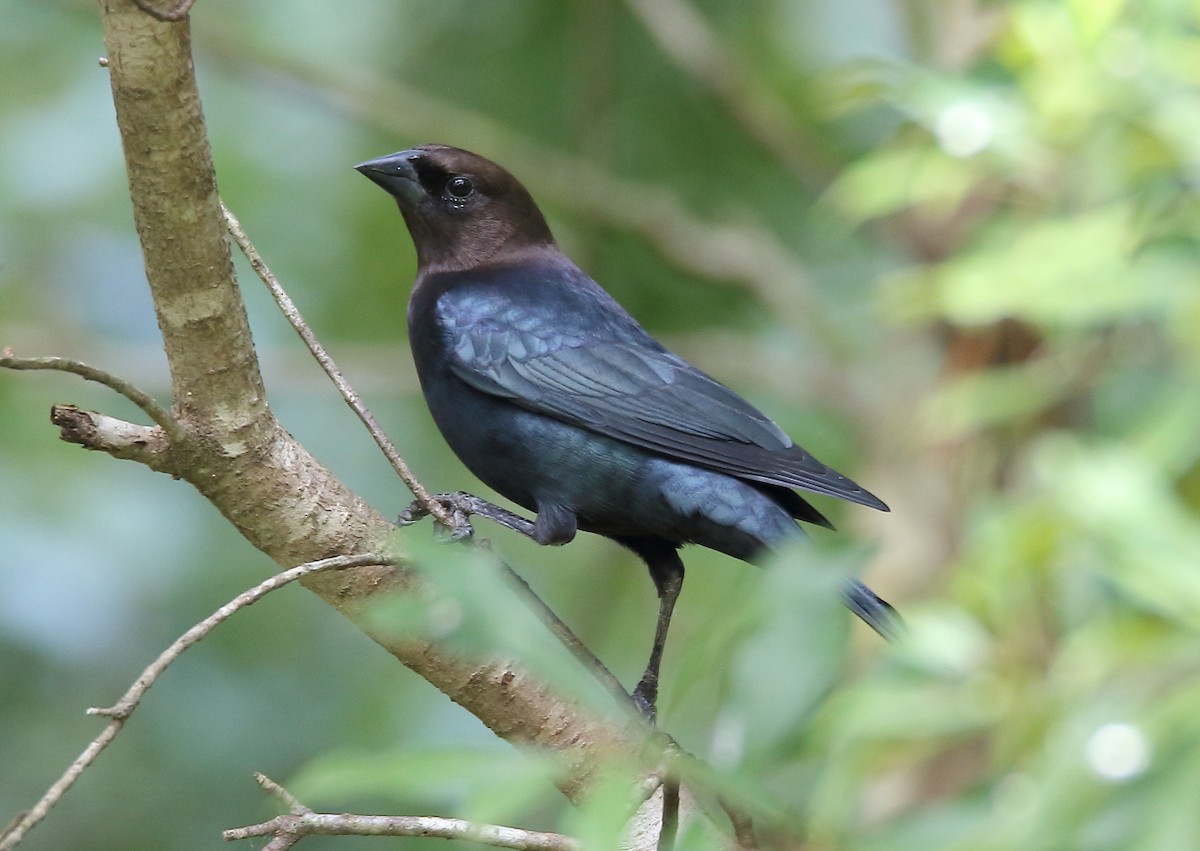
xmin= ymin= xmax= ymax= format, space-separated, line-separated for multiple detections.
xmin=354 ymin=149 xmax=427 ymax=207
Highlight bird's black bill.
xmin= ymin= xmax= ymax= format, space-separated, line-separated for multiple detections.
xmin=355 ymin=150 xmax=427 ymax=206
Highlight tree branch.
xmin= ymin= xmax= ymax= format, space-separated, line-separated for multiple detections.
xmin=49 ymin=404 xmax=173 ymax=469
xmin=0 ymin=353 xmax=181 ymax=440
xmin=221 ymin=203 xmax=641 ymax=719
xmin=102 ymin=2 xmax=269 ymax=439
xmin=225 ymin=774 xmax=581 ymax=851
xmin=130 ymin=0 xmax=196 ymax=21
xmin=0 ymin=554 xmax=391 ymax=851
xmin=219 ymin=201 xmax=452 ymax=528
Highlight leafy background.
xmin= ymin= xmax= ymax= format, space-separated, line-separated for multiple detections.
xmin=3 ymin=0 xmax=1200 ymax=848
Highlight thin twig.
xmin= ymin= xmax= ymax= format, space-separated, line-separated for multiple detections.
xmin=489 ymin=544 xmax=644 ymax=719
xmin=0 ymin=553 xmax=392 ymax=851
xmin=221 ymin=204 xmax=642 ymax=716
xmin=0 ymin=353 xmax=182 ymax=442
xmin=226 ymin=774 xmax=581 ymax=850
xmin=90 ymin=552 xmax=394 ymax=719
xmin=253 ymin=773 xmax=311 ymax=814
xmin=220 ymin=202 xmax=453 ymax=528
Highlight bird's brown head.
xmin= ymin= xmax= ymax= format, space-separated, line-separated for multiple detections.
xmin=355 ymin=144 xmax=555 ymax=274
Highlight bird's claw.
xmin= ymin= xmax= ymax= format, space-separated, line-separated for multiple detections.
xmin=631 ymin=678 xmax=658 ymax=725
xmin=397 ymin=499 xmax=430 ymax=526
xmin=397 ymin=493 xmax=477 ymax=541
xmin=439 ymin=510 xmax=475 ymax=542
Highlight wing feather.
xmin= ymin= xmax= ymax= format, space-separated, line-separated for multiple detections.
xmin=438 ymin=281 xmax=887 ymax=512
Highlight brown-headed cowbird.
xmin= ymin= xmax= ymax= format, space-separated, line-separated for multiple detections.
xmin=356 ymin=144 xmax=895 ymax=717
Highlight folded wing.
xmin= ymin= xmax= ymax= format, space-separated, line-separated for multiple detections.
xmin=440 ymin=287 xmax=888 ymax=512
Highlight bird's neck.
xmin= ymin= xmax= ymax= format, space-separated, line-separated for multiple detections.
xmin=417 ymin=239 xmax=561 ymax=277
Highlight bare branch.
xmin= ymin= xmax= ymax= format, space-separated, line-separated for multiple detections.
xmin=102 ymin=0 xmax=271 ymax=441
xmin=1 ymin=354 xmax=180 ymax=440
xmin=226 ymin=774 xmax=581 ymax=850
xmin=93 ymin=553 xmax=396 ymax=720
xmin=0 ymin=554 xmax=391 ymax=851
xmin=0 ymin=723 xmax=123 ymax=851
xmin=488 ymin=541 xmax=639 ymax=716
xmin=231 ymin=815 xmax=581 ymax=849
xmin=219 ymin=211 xmax=644 ymax=720
xmin=252 ymin=772 xmax=311 ymax=815
xmin=227 ymin=814 xmax=581 ymax=850
xmin=48 ymin=405 xmax=173 ymax=469
xmin=220 ymin=201 xmax=452 ymax=528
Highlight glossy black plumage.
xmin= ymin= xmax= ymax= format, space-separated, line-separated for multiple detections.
xmin=357 ymin=144 xmax=896 ymax=716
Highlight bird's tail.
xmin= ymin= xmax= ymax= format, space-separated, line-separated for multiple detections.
xmin=843 ymin=578 xmax=903 ymax=640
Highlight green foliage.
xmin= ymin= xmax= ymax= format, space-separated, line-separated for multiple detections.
xmin=5 ymin=0 xmax=1200 ymax=849
xmin=292 ymin=746 xmax=566 ymax=830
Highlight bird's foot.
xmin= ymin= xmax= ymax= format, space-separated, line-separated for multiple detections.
xmin=398 ymin=492 xmax=539 ymax=542
xmin=397 ymin=492 xmax=477 ymax=542
xmin=631 ymin=676 xmax=659 ymax=724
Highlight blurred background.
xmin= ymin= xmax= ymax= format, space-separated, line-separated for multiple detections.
xmin=4 ymin=0 xmax=1200 ymax=848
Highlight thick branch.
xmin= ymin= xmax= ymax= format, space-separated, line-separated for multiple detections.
xmin=101 ymin=0 xmax=268 ymax=437
xmin=130 ymin=0 xmax=195 ymax=21
xmin=220 ymin=201 xmax=451 ymax=527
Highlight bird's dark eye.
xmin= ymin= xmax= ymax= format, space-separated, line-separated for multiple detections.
xmin=446 ymin=176 xmax=475 ymax=200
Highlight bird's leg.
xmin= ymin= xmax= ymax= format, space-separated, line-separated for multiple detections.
xmin=398 ymin=491 xmax=539 ymax=541
xmin=532 ymin=501 xmax=577 ymax=546
xmin=630 ymin=545 xmax=686 ymax=722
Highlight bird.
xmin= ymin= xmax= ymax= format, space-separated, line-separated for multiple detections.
xmin=355 ymin=144 xmax=897 ymax=718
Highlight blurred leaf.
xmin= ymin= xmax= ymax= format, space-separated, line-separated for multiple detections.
xmin=920 ymin=352 xmax=1084 ymax=439
xmin=560 ymin=758 xmax=646 ymax=850
xmin=828 ymin=145 xmax=981 ymax=221
xmin=366 ymin=531 xmax=614 ymax=713
xmin=291 ymin=745 xmax=564 ymax=826
xmin=1033 ymin=434 xmax=1200 ymax=629
xmin=723 ymin=545 xmax=851 ymax=764
xmin=889 ymin=205 xmax=1184 ymax=327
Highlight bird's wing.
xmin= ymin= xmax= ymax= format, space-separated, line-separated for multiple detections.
xmin=439 ymin=293 xmax=886 ymax=511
